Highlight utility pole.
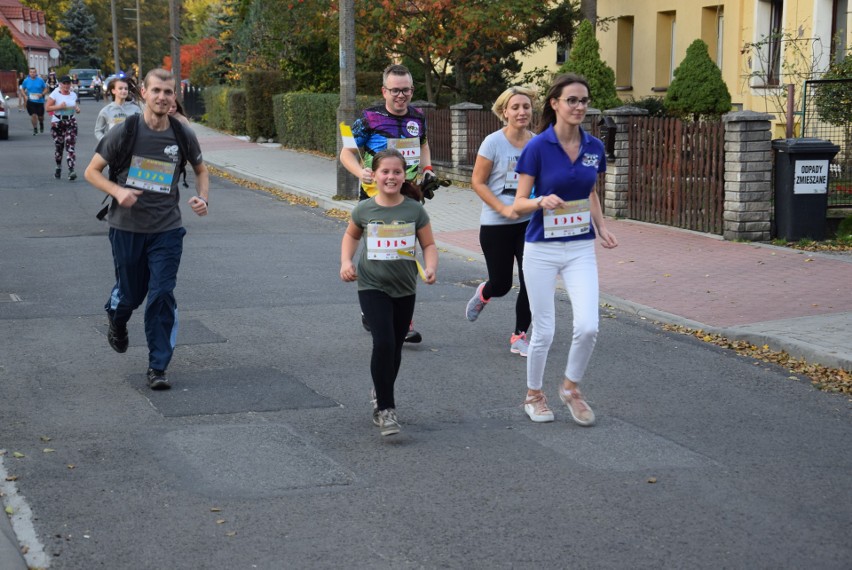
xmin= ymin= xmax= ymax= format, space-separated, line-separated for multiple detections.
xmin=169 ymin=0 xmax=182 ymax=101
xmin=336 ymin=0 xmax=357 ymax=199
xmin=110 ymin=0 xmax=120 ymax=73
xmin=123 ymin=0 xmax=142 ymax=77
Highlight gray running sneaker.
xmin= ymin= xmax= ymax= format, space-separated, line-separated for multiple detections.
xmin=510 ymin=332 xmax=529 ymax=357
xmin=465 ymin=282 xmax=489 ymax=321
xmin=377 ymin=408 xmax=400 ymax=436
xmin=370 ymin=389 xmax=380 ymax=426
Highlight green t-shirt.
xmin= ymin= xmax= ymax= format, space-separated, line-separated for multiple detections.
xmin=351 ymin=196 xmax=430 ymax=298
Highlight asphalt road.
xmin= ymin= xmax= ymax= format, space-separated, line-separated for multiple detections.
xmin=1 ymin=104 xmax=851 ymax=569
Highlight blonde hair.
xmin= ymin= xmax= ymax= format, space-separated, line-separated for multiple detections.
xmin=491 ymin=86 xmax=537 ymax=122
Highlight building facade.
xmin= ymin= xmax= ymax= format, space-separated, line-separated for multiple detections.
xmin=523 ymin=0 xmax=850 ymax=134
xmin=0 ymin=0 xmax=60 ymax=75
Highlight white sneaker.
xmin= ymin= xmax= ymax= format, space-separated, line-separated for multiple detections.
xmin=523 ymin=392 xmax=554 ymax=423
xmin=559 ymin=387 xmax=595 ymax=426
xmin=378 ymin=408 xmax=401 ymax=436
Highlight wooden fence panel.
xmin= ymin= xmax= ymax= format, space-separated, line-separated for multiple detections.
xmin=628 ymin=117 xmax=724 ymax=234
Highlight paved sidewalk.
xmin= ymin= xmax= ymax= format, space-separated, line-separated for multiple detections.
xmin=193 ymin=123 xmax=852 ymax=371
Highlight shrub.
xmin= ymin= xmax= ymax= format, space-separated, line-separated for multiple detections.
xmin=837 ymin=216 xmax=852 ymax=239
xmin=559 ymin=20 xmax=620 ymax=110
xmin=243 ymin=70 xmax=288 ymax=141
xmin=202 ymin=85 xmax=232 ymax=131
xmin=624 ymin=96 xmax=668 ymax=117
xmin=273 ymin=93 xmax=375 ymax=156
xmin=665 ymin=39 xmax=731 ymax=121
xmin=228 ymin=88 xmax=247 ymax=135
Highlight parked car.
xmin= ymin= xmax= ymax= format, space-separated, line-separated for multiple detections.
xmin=67 ymin=68 xmax=101 ymax=98
xmin=0 ymin=91 xmax=9 ymax=140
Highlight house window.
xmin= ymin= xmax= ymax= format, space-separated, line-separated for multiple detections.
xmin=616 ymin=16 xmax=634 ymax=88
xmin=754 ymin=0 xmax=784 ymax=86
xmin=655 ymin=11 xmax=676 ymax=89
xmin=555 ymin=41 xmax=569 ymax=65
xmin=831 ymin=0 xmax=849 ymax=62
xmin=702 ymin=6 xmax=725 ymax=70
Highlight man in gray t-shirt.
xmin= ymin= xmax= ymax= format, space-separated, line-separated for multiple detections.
xmin=84 ymin=68 xmax=210 ymax=390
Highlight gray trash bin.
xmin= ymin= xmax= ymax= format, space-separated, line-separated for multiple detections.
xmin=772 ymin=138 xmax=839 ymax=241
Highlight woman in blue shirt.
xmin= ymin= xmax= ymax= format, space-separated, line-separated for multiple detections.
xmin=512 ymin=74 xmax=618 ymax=426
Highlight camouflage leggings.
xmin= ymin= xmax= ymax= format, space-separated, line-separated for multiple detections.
xmin=51 ymin=117 xmax=77 ymax=170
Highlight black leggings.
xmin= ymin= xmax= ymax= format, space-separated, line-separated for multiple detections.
xmin=479 ymin=221 xmax=531 ymax=334
xmin=359 ymin=289 xmax=416 ymax=410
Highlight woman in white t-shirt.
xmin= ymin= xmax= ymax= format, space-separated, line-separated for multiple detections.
xmin=465 ymin=86 xmax=537 ymax=358
xmin=45 ymin=75 xmax=81 ymax=180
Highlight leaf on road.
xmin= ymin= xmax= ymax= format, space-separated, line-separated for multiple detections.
xmin=225 ymin=531 xmax=237 ymax=537
xmin=5 ymin=475 xmax=18 ymax=482
xmin=647 ymin=477 xmax=657 ymax=484
xmin=67 ymin=464 xmax=76 ymax=469
xmin=40 ymin=436 xmax=52 ymax=442
xmin=210 ymin=507 xmax=222 ymax=512
xmin=4 ymin=506 xmax=13 ymax=515
xmin=216 ymin=519 xmax=226 ymax=524
xmin=43 ymin=448 xmax=55 ymax=453
xmin=12 ymin=452 xmax=24 ymax=459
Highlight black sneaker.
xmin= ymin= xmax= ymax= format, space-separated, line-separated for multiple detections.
xmin=361 ymin=312 xmax=371 ymax=332
xmin=39 ymin=124 xmax=43 ymax=133
xmin=54 ymin=168 xmax=61 ymax=179
xmin=68 ymin=169 xmax=77 ymax=181
xmin=33 ymin=129 xmax=38 ymax=136
xmin=146 ymin=368 xmax=170 ymax=390
xmin=404 ymin=328 xmax=422 ymax=343
xmin=107 ymin=314 xmax=128 ymax=353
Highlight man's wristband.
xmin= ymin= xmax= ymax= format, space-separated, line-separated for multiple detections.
xmin=422 ymin=165 xmax=433 ymax=172
xmin=197 ymin=196 xmax=208 ymax=206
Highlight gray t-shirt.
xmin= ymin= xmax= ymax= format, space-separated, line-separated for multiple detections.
xmin=96 ymin=118 xmax=203 ymax=234
xmin=351 ymin=197 xmax=430 ymax=298
xmin=94 ymin=101 xmax=142 ymax=141
xmin=476 ymin=130 xmax=534 ymax=226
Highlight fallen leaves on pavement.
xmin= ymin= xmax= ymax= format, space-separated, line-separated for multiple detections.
xmin=661 ymin=324 xmax=852 ymax=394
xmin=206 ymin=165 xmax=319 ymax=208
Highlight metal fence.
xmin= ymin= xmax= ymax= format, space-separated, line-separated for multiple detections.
xmin=801 ymin=79 xmax=852 ymax=208
xmin=182 ymin=85 xmax=206 ymax=120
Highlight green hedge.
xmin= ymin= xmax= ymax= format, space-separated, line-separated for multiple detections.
xmin=273 ymin=93 xmax=375 ymax=156
xmin=228 ymin=88 xmax=247 ymax=135
xmin=243 ymin=70 xmax=288 ymax=141
xmin=203 ymin=85 xmax=232 ymax=131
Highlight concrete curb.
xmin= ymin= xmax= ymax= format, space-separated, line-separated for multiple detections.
xmin=0 ymin=502 xmax=27 ymax=570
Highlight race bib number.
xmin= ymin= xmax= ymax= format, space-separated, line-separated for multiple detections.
xmin=110 ymin=116 xmax=127 ymax=129
xmin=543 ymin=199 xmax=591 ymax=238
xmin=366 ymin=222 xmax=416 ymax=260
xmin=125 ymin=155 xmax=175 ymax=194
xmin=387 ymin=138 xmax=420 ymax=168
xmin=29 ymin=93 xmax=43 ymax=101
xmin=502 ymin=156 xmax=519 ymax=195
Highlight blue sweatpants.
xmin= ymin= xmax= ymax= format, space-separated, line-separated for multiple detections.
xmin=105 ymin=226 xmax=186 ymax=370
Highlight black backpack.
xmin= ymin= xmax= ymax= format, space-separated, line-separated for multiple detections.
xmin=96 ymin=114 xmax=191 ymax=220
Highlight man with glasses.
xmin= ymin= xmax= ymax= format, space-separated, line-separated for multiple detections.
xmin=339 ymin=63 xmax=435 ymax=343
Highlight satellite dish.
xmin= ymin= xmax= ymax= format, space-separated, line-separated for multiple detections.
xmin=49 ymin=48 xmax=59 ymax=59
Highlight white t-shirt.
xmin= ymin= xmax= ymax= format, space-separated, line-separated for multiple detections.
xmin=49 ymin=89 xmax=78 ymax=123
xmin=476 ymin=129 xmax=534 ymax=226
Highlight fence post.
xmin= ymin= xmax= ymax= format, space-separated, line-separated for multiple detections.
xmin=604 ymin=106 xmax=648 ymax=218
xmin=450 ymin=102 xmax=482 ymax=168
xmin=721 ymin=110 xmax=774 ymax=241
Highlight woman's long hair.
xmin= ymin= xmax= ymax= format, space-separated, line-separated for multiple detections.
xmin=372 ymin=149 xmax=423 ymax=202
xmin=537 ymin=73 xmax=591 ymax=134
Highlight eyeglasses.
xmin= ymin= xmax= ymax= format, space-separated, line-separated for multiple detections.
xmin=559 ymin=97 xmax=592 ymax=108
xmin=384 ymin=87 xmax=414 ymax=96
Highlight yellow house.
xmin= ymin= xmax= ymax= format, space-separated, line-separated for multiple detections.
xmin=522 ymin=0 xmax=850 ymax=135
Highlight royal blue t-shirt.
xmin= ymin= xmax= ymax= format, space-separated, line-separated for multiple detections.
xmin=515 ymin=125 xmax=606 ymax=243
